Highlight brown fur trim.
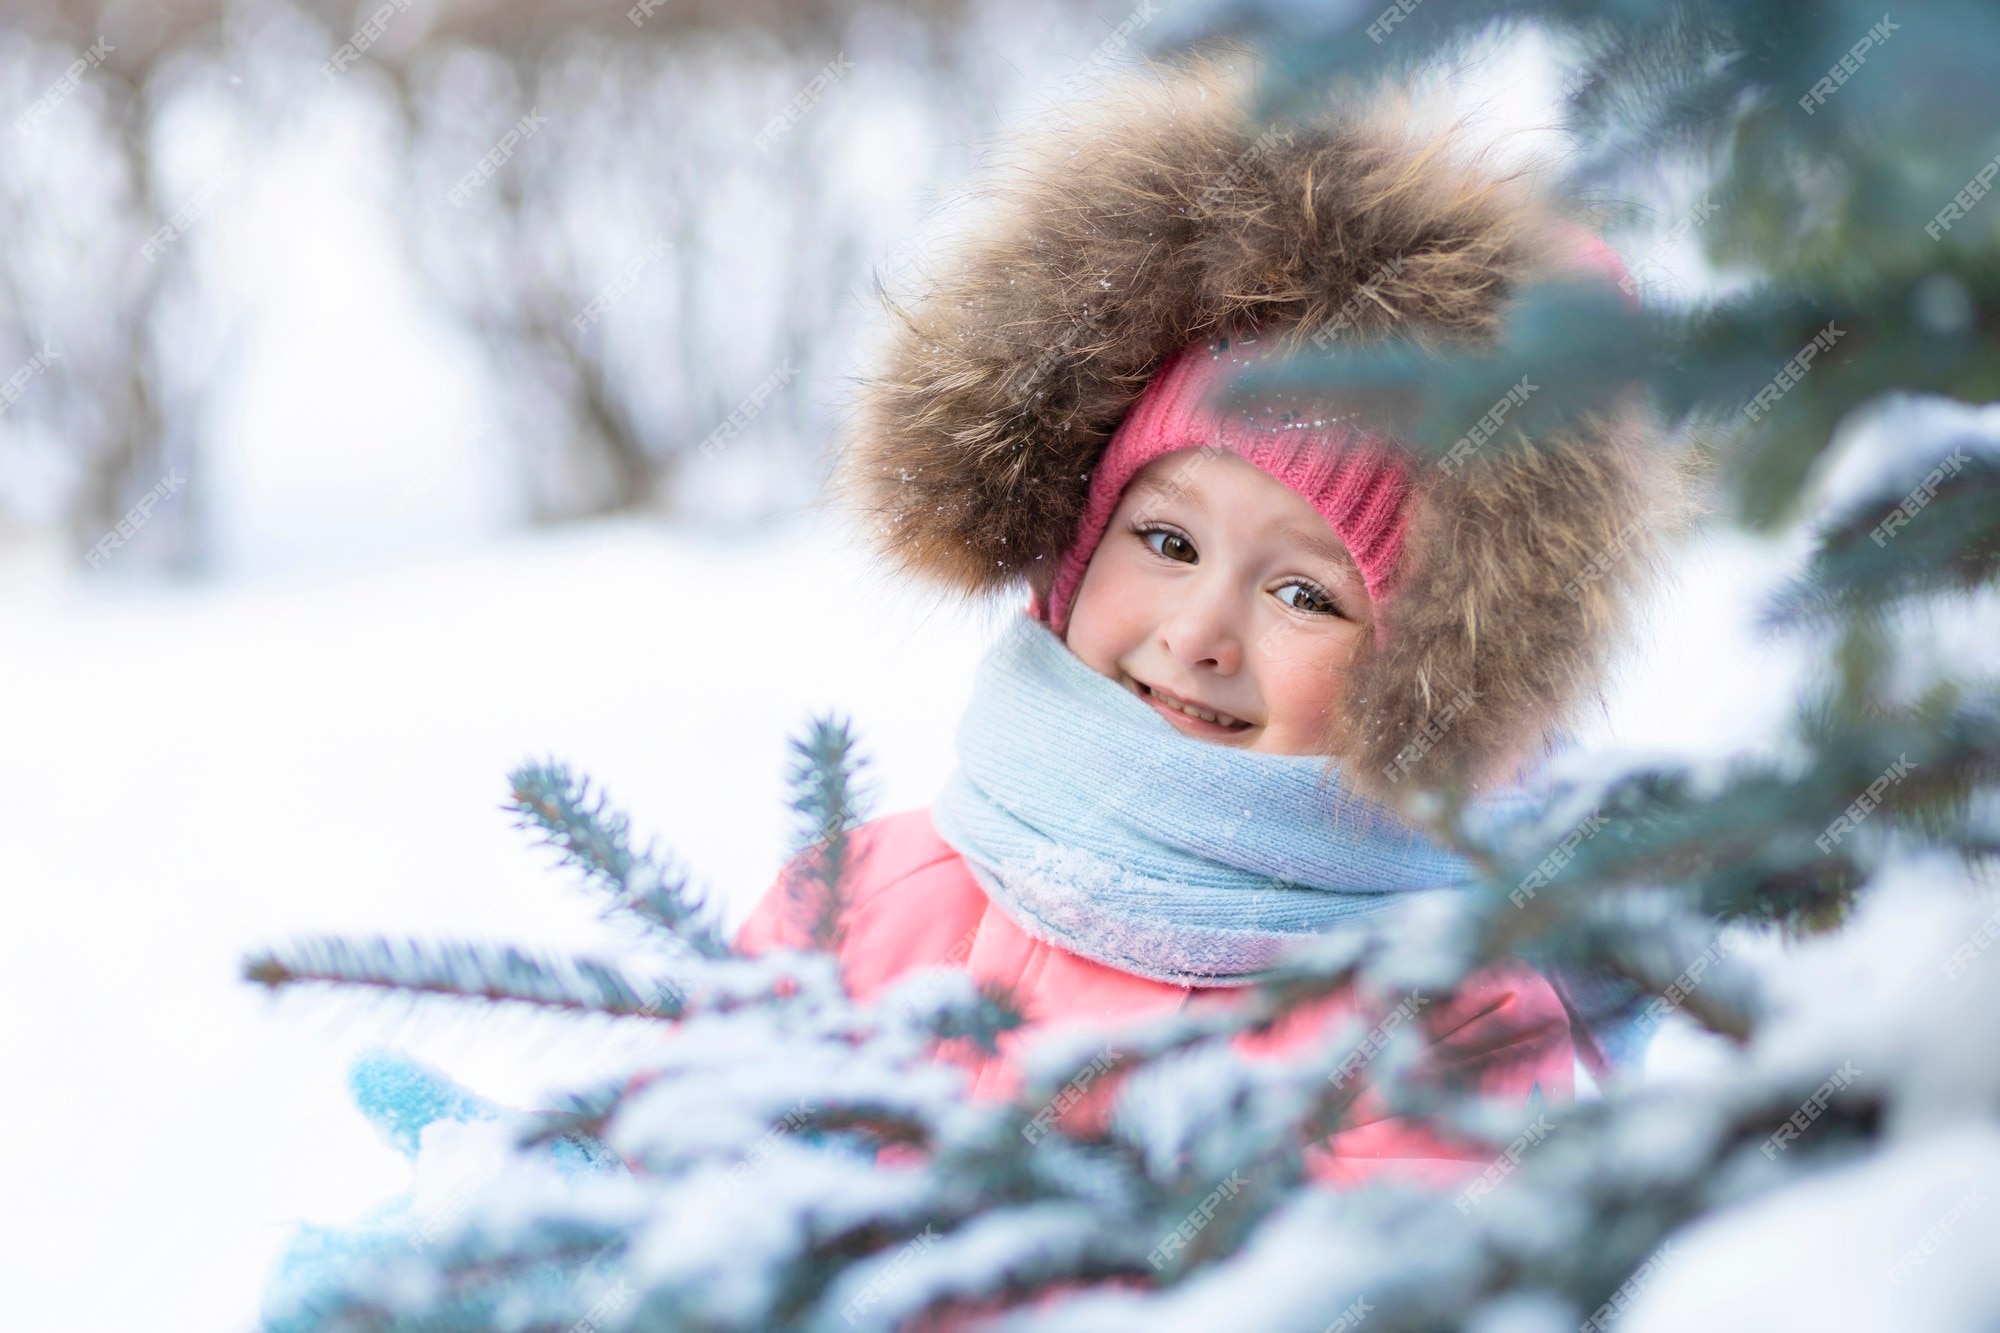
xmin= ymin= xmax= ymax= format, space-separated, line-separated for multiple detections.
xmin=1327 ymin=397 xmax=1707 ymax=802
xmin=831 ymin=45 xmax=1701 ymax=800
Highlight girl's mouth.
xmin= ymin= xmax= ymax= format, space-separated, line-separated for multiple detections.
xmin=1125 ymin=674 xmax=1256 ymax=736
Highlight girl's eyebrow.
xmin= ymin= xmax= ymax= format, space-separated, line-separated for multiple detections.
xmin=1280 ymin=525 xmax=1362 ymax=584
xmin=1131 ymin=473 xmax=1204 ymax=510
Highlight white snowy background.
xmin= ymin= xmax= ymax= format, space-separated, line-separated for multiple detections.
xmin=8 ymin=13 xmax=1988 ymax=1333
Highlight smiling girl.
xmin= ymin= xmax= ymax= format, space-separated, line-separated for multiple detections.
xmin=735 ymin=52 xmax=1690 ymax=1189
xmin=1054 ymin=341 xmax=1411 ymax=759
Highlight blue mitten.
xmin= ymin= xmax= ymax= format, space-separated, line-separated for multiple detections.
xmin=259 ymin=1049 xmax=626 ymax=1333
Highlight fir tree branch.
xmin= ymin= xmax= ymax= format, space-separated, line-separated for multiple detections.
xmin=243 ymin=934 xmax=682 ymax=1020
xmin=507 ymin=758 xmax=732 ymax=959
xmin=782 ymin=714 xmax=874 ymax=955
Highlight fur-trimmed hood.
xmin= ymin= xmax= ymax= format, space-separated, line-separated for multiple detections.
xmin=832 ymin=48 xmax=1700 ymax=803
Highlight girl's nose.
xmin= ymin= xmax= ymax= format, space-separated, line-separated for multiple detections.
xmin=1158 ymin=574 xmax=1243 ymax=675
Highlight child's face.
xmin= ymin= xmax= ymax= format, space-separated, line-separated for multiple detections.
xmin=1063 ymin=448 xmax=1372 ymax=756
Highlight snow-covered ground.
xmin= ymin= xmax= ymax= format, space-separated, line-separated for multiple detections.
xmin=0 ymin=512 xmax=1005 ymax=1332
xmin=0 ymin=503 xmax=1804 ymax=1333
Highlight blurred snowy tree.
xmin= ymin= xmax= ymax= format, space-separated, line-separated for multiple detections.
xmin=243 ymin=4 xmax=2000 ymax=1329
xmin=0 ymin=0 xmax=1100 ymax=560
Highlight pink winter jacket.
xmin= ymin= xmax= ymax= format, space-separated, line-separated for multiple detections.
xmin=733 ymin=805 xmax=1576 ymax=1192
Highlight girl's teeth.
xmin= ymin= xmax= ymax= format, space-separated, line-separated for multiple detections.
xmin=1150 ymin=687 xmax=1242 ymax=727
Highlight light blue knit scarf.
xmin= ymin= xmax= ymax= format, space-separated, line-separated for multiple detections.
xmin=929 ymin=611 xmax=1543 ymax=988
xmin=929 ymin=612 xmax=1657 ymax=1081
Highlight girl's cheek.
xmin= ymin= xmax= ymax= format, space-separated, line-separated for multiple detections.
xmin=1262 ymin=642 xmax=1350 ymax=746
xmin=1064 ymin=552 xmax=1146 ymax=668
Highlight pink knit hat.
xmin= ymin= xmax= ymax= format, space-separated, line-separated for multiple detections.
xmin=1037 ymin=327 xmax=1417 ymax=637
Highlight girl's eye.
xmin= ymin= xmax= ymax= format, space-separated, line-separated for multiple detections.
xmin=1275 ymin=581 xmax=1344 ymax=618
xmin=1136 ymin=525 xmax=1197 ymax=564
